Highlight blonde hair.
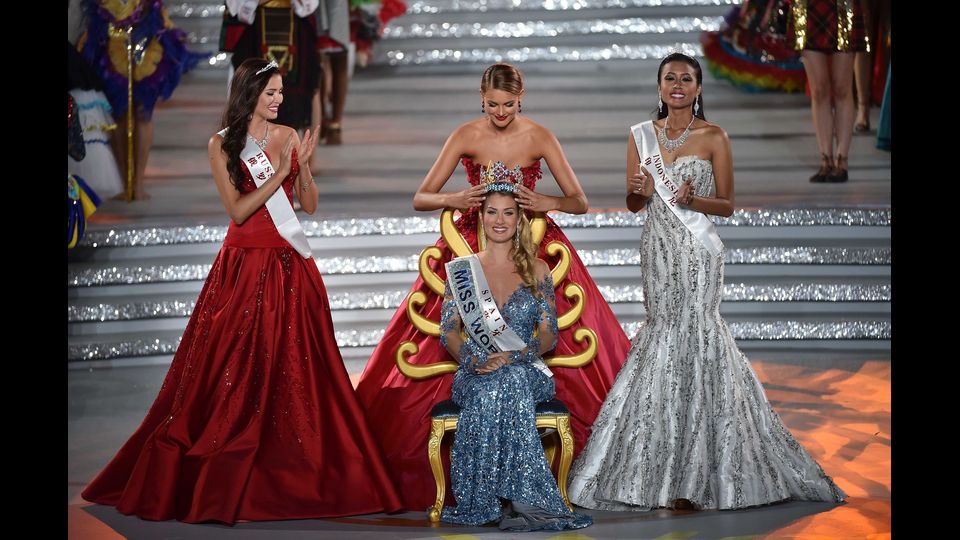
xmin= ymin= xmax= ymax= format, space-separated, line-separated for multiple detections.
xmin=512 ymin=211 xmax=542 ymax=297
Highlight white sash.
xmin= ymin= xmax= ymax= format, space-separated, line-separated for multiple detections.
xmin=445 ymin=255 xmax=552 ymax=377
xmin=218 ymin=128 xmax=313 ymax=259
xmin=225 ymin=0 xmax=258 ymax=23
xmin=631 ymin=120 xmax=724 ymax=257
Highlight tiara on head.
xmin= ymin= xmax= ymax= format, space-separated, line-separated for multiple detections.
xmin=481 ymin=160 xmax=523 ymax=193
xmin=256 ymin=60 xmax=279 ymax=76
xmin=662 ymin=48 xmax=698 ymax=61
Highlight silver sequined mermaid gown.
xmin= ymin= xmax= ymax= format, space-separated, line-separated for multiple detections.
xmin=567 ymin=156 xmax=846 ymax=511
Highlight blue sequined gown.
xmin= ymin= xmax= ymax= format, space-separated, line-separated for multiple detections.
xmin=439 ymin=274 xmax=592 ymax=530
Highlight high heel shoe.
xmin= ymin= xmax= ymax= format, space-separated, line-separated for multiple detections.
xmin=810 ymin=153 xmax=833 ymax=183
xmin=324 ymin=122 xmax=342 ymax=145
xmin=826 ymin=154 xmax=849 ymax=182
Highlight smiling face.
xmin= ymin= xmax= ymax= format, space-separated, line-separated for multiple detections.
xmin=254 ymin=73 xmax=283 ymax=120
xmin=658 ymin=61 xmax=701 ymax=111
xmin=481 ymin=192 xmax=520 ymax=243
xmin=482 ymin=88 xmax=523 ymax=128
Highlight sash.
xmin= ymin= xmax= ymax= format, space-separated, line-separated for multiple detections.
xmin=225 ymin=0 xmax=259 ymax=24
xmin=218 ymin=128 xmax=313 ymax=258
xmin=445 ymin=255 xmax=552 ymax=377
xmin=631 ymin=120 xmax=724 ymax=257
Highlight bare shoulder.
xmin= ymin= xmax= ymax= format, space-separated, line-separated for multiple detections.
xmin=454 ymin=118 xmax=485 ymax=137
xmin=273 ymin=123 xmax=298 ymax=142
xmin=525 ymin=117 xmax=552 ymax=138
xmin=698 ymin=120 xmax=729 ymax=142
xmin=525 ymin=119 xmax=560 ymax=156
xmin=208 ymin=132 xmax=224 ymax=154
xmin=444 ymin=119 xmax=483 ymax=149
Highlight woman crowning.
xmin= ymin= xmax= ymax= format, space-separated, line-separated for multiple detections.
xmin=354 ymin=63 xmax=632 ymax=510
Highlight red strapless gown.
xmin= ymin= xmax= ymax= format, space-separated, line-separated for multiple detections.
xmin=81 ymin=155 xmax=403 ymax=524
xmin=355 ymin=158 xmax=631 ymax=509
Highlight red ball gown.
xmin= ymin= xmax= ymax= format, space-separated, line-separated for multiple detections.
xmin=82 ymin=155 xmax=403 ymax=524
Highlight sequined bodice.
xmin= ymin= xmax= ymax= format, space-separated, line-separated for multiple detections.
xmin=664 ymin=155 xmax=715 ymax=198
xmin=495 ymin=277 xmax=554 ymax=345
xmin=642 ymin=156 xmax=716 ymax=241
xmin=440 ymin=276 xmax=556 ymax=362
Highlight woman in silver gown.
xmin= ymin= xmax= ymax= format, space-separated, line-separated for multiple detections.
xmin=566 ymin=53 xmax=846 ymax=511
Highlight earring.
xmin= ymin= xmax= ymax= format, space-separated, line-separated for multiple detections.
xmin=658 ymin=96 xmax=663 ymax=114
xmin=481 ymin=103 xmax=485 ymax=113
xmin=519 ymin=101 xmax=522 ymax=113
xmin=514 ymin=226 xmax=520 ymax=248
xmin=693 ymin=96 xmax=699 ymax=115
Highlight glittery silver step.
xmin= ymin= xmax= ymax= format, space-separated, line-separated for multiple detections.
xmin=383 ymin=16 xmax=722 ymax=40
xmin=68 ymin=283 xmax=890 ymax=322
xmin=67 ymin=320 xmax=892 ymax=362
xmin=404 ymin=0 xmax=739 ymax=15
xmin=77 ymin=208 xmax=891 ymax=248
xmin=383 ymin=42 xmax=702 ymax=66
xmin=67 ymin=247 xmax=890 ymax=288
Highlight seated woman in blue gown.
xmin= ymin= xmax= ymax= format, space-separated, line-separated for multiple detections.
xmin=438 ymin=171 xmax=592 ymax=531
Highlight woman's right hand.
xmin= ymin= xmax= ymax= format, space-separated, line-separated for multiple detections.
xmin=274 ymin=133 xmax=296 ymax=179
xmin=475 ymin=351 xmax=512 ymax=375
xmin=628 ymin=165 xmax=655 ymax=198
xmin=447 ymin=184 xmax=487 ymax=211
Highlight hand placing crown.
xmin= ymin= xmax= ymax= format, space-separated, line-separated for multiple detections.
xmin=480 ymin=160 xmax=524 ymax=193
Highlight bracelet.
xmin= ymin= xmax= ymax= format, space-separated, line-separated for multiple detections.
xmin=301 ymin=177 xmax=313 ymax=192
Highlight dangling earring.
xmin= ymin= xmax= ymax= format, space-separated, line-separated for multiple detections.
xmin=693 ymin=96 xmax=699 ymax=116
xmin=481 ymin=102 xmax=485 ymax=113
xmin=518 ymin=101 xmax=522 ymax=113
xmin=658 ymin=96 xmax=663 ymax=114
xmin=514 ymin=226 xmax=520 ymax=250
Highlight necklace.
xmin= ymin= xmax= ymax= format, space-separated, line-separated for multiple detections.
xmin=657 ymin=116 xmax=695 ymax=153
xmin=248 ymin=124 xmax=268 ymax=150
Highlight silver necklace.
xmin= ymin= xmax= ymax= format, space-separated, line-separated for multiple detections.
xmin=248 ymin=124 xmax=268 ymax=150
xmin=657 ymin=116 xmax=695 ymax=153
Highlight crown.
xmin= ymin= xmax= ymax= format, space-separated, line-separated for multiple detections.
xmin=480 ymin=160 xmax=523 ymax=193
xmin=256 ymin=60 xmax=279 ymax=75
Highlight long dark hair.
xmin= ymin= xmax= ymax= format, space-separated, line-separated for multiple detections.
xmin=654 ymin=52 xmax=706 ymax=121
xmin=219 ymin=58 xmax=281 ymax=191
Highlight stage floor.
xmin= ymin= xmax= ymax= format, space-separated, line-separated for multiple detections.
xmin=69 ymin=352 xmax=890 ymax=539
